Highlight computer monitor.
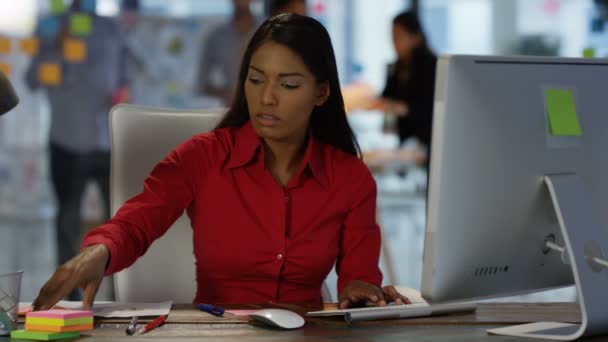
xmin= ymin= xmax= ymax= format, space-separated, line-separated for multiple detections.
xmin=420 ymin=55 xmax=608 ymax=339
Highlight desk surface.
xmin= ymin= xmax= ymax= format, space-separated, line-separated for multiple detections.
xmin=3 ymin=302 xmax=592 ymax=341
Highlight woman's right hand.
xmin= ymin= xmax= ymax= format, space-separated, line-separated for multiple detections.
xmin=32 ymin=244 xmax=110 ymax=311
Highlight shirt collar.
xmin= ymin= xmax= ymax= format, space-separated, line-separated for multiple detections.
xmin=226 ymin=120 xmax=328 ymax=189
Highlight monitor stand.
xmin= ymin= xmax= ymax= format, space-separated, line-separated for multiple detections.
xmin=488 ymin=174 xmax=608 ymax=340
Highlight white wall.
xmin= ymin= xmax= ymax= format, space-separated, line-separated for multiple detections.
xmin=0 ymin=0 xmax=38 ymax=36
xmin=352 ymin=0 xmax=410 ymax=91
xmin=517 ymin=0 xmax=593 ymax=57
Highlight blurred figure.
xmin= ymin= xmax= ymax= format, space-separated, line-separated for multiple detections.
xmin=375 ymin=11 xmax=437 ymax=148
xmin=267 ymin=0 xmax=307 ymax=16
xmin=120 ymin=0 xmax=140 ymax=31
xmin=25 ymin=0 xmax=129 ymax=299
xmin=118 ymin=0 xmax=144 ymax=104
xmin=197 ymin=0 xmax=260 ymax=105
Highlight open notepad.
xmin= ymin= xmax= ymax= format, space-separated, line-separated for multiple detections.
xmin=307 ymin=287 xmax=477 ymax=322
xmin=19 ymin=301 xmax=172 ymax=318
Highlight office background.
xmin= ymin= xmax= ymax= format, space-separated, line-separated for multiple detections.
xmin=0 ymin=0 xmax=606 ymax=301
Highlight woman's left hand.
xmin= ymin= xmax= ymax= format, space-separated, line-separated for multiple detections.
xmin=339 ymin=280 xmax=411 ymax=309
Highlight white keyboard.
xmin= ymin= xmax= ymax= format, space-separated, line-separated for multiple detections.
xmin=307 ymin=301 xmax=477 ymax=322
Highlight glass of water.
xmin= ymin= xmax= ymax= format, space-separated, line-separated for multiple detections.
xmin=0 ymin=271 xmax=23 ymax=336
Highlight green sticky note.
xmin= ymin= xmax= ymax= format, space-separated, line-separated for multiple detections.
xmin=10 ymin=329 xmax=80 ymax=341
xmin=70 ymin=13 xmax=92 ymax=36
xmin=583 ymin=48 xmax=595 ymax=58
xmin=50 ymin=0 xmax=66 ymax=14
xmin=545 ymin=89 xmax=582 ymax=136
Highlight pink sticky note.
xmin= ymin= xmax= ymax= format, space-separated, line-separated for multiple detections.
xmin=27 ymin=309 xmax=93 ymax=319
xmin=18 ymin=305 xmax=32 ymax=316
xmin=226 ymin=310 xmax=260 ymax=316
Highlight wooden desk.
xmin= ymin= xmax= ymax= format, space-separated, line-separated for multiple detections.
xmin=3 ymin=303 xmax=594 ymax=341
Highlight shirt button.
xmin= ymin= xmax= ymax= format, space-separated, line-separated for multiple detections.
xmin=284 ymin=195 xmax=289 ymax=202
xmin=276 ymin=254 xmax=283 ymax=260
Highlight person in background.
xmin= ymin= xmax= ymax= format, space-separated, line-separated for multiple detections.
xmin=118 ymin=0 xmax=148 ymax=105
xmin=267 ymin=0 xmax=307 ymax=16
xmin=31 ymin=14 xmax=410 ymax=311
xmin=197 ymin=0 xmax=260 ymax=105
xmin=25 ymin=0 xmax=129 ymax=300
xmin=374 ymin=10 xmax=437 ymax=149
xmin=120 ymin=0 xmax=140 ymax=31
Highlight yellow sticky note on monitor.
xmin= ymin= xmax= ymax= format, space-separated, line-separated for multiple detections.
xmin=39 ymin=62 xmax=62 ymax=86
xmin=545 ymin=88 xmax=582 ymax=136
xmin=20 ymin=38 xmax=39 ymax=56
xmin=63 ymin=38 xmax=87 ymax=62
xmin=0 ymin=63 xmax=11 ymax=77
xmin=0 ymin=36 xmax=12 ymax=54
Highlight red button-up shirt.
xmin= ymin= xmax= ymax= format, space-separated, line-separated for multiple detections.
xmin=83 ymin=121 xmax=382 ymax=305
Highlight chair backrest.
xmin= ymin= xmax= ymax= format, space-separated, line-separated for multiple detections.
xmin=110 ymin=104 xmax=224 ymax=303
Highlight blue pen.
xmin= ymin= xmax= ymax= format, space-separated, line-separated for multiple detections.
xmin=197 ymin=303 xmax=225 ymax=317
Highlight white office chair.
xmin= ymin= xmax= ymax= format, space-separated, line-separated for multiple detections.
xmin=110 ymin=104 xmax=224 ymax=303
xmin=110 ymin=104 xmax=335 ymax=303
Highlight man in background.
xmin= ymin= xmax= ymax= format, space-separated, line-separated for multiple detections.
xmin=197 ymin=0 xmax=260 ymax=105
xmin=25 ymin=0 xmax=129 ymax=299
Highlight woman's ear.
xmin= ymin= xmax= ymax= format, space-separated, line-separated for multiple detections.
xmin=315 ymin=81 xmax=330 ymax=106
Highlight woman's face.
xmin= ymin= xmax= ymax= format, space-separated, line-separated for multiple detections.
xmin=245 ymin=41 xmax=329 ymax=143
xmin=392 ymin=24 xmax=421 ymax=59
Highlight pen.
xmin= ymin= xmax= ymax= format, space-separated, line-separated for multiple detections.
xmin=197 ymin=303 xmax=225 ymax=317
xmin=134 ymin=315 xmax=166 ymax=335
xmin=125 ymin=316 xmax=138 ymax=335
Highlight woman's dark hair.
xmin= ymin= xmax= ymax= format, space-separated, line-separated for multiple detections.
xmin=216 ymin=14 xmax=361 ymax=157
xmin=393 ymin=10 xmax=431 ymax=52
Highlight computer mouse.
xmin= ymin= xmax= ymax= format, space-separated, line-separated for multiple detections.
xmin=249 ymin=308 xmax=305 ymax=329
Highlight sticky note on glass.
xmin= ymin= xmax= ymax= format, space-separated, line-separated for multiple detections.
xmin=63 ymin=38 xmax=87 ymax=62
xmin=40 ymin=16 xmax=60 ymax=39
xmin=545 ymin=89 xmax=582 ymax=136
xmin=0 ymin=63 xmax=11 ymax=77
xmin=81 ymin=0 xmax=97 ymax=13
xmin=50 ymin=0 xmax=66 ymax=15
xmin=20 ymin=38 xmax=39 ymax=56
xmin=10 ymin=329 xmax=80 ymax=341
xmin=583 ymin=48 xmax=595 ymax=58
xmin=39 ymin=62 xmax=62 ymax=86
xmin=70 ymin=13 xmax=92 ymax=36
xmin=0 ymin=36 xmax=12 ymax=54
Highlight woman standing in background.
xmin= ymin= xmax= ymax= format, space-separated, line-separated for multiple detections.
xmin=377 ymin=11 xmax=437 ymax=149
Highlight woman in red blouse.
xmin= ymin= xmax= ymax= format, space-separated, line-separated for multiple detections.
xmin=33 ymin=14 xmax=409 ymax=311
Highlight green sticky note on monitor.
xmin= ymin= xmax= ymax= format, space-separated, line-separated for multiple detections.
xmin=70 ymin=13 xmax=92 ymax=36
xmin=50 ymin=0 xmax=66 ymax=14
xmin=545 ymin=89 xmax=582 ymax=136
xmin=583 ymin=48 xmax=595 ymax=58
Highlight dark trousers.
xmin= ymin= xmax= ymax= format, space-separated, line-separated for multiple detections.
xmin=49 ymin=143 xmax=110 ymax=298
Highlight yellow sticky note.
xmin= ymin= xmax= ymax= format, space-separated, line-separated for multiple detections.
xmin=20 ymin=38 xmax=39 ymax=56
xmin=545 ymin=89 xmax=582 ymax=136
xmin=63 ymin=38 xmax=87 ymax=62
xmin=0 ymin=63 xmax=11 ymax=76
xmin=39 ymin=62 xmax=62 ymax=86
xmin=0 ymin=37 xmax=12 ymax=54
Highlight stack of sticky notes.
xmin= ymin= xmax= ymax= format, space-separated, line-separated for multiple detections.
xmin=11 ymin=309 xmax=93 ymax=340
